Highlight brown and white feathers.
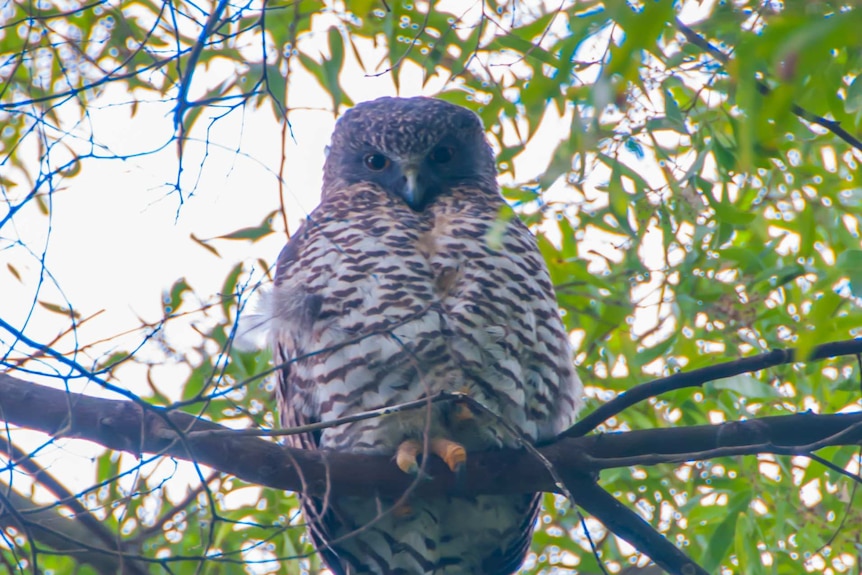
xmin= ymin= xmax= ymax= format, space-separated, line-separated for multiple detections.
xmin=268 ymin=96 xmax=582 ymax=574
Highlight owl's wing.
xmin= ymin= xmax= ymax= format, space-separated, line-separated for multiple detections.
xmin=269 ymin=222 xmax=342 ymax=571
xmin=271 ymin=221 xmax=318 ymax=448
xmin=275 ymin=338 xmax=349 ymax=574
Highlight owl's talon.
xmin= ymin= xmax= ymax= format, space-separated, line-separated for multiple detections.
xmin=430 ymin=437 xmax=467 ymax=474
xmin=397 ymin=437 xmax=466 ymax=475
xmin=395 ymin=439 xmax=422 ymax=475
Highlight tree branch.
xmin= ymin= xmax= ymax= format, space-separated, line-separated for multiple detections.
xmin=564 ymin=337 xmax=862 ymax=437
xmin=0 ymin=485 xmax=140 ymax=575
xmin=4 ymin=356 xmax=862 ymax=575
xmin=564 ymin=476 xmax=707 ymax=575
xmin=2 ymin=371 xmax=862 ymax=499
xmin=0 ymin=442 xmax=149 ymax=575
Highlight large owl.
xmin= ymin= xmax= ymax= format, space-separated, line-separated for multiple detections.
xmin=268 ymin=97 xmax=582 ymax=574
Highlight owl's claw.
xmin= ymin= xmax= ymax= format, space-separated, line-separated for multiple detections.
xmin=395 ymin=437 xmax=467 ymax=476
xmin=430 ymin=437 xmax=467 ymax=474
xmin=395 ymin=439 xmax=422 ymax=475
xmin=393 ymin=502 xmax=414 ymax=518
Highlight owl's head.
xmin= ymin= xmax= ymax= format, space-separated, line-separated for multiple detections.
xmin=322 ymin=97 xmax=497 ymax=211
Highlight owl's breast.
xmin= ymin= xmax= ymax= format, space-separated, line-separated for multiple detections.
xmin=272 ymin=193 xmax=578 ymax=454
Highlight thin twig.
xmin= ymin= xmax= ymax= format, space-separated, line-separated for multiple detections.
xmin=564 ymin=338 xmax=862 ymax=438
xmin=0 ymin=442 xmax=149 ymax=575
xmin=675 ymin=19 xmax=862 ymax=153
xmin=807 ymin=452 xmax=862 ymax=485
xmin=812 ymin=448 xmax=860 ymax=555
xmin=189 ymin=392 xmax=460 ymax=438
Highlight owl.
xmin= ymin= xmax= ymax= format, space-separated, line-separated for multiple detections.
xmin=268 ymin=96 xmax=582 ymax=574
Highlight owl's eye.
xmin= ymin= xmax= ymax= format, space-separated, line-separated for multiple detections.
xmin=364 ymin=153 xmax=390 ymax=171
xmin=429 ymin=146 xmax=454 ymax=164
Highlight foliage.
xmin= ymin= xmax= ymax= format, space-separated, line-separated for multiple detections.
xmin=1 ymin=1 xmax=861 ymax=574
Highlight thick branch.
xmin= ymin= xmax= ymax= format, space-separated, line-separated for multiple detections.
xmin=2 ymin=372 xmax=862 ymax=499
xmin=4 ymin=372 xmax=862 ymax=575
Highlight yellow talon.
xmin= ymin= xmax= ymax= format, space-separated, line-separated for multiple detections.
xmin=430 ymin=437 xmax=467 ymax=473
xmin=396 ymin=437 xmax=467 ymax=475
xmin=395 ymin=439 xmax=422 ymax=475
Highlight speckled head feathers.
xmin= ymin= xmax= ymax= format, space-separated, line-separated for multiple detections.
xmin=330 ymin=97 xmax=483 ymax=156
xmin=322 ymin=97 xmax=497 ymax=200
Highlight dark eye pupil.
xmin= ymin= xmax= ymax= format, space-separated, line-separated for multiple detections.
xmin=431 ymin=146 xmax=453 ymax=164
xmin=364 ymin=153 xmax=389 ymax=171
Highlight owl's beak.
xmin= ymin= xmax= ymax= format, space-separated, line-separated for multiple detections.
xmin=400 ymin=166 xmax=425 ymax=211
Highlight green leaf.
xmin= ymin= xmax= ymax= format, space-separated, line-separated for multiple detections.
xmin=698 ymin=179 xmax=757 ymax=226
xmin=733 ymin=512 xmax=761 ymax=574
xmin=216 ymin=210 xmax=278 ymax=241
xmin=488 ymin=32 xmax=559 ymax=67
xmin=846 ymin=74 xmax=862 ymax=113
xmin=837 ymin=249 xmax=862 ymax=297
xmin=663 ymin=88 xmax=686 ymax=132
xmin=797 ymin=290 xmax=843 ymax=360
xmin=38 ymin=300 xmax=80 ymax=319
xmin=190 ymin=232 xmax=221 ymax=257
xmin=163 ymin=277 xmax=191 ymax=315
xmin=221 ymin=263 xmax=244 ymax=317
xmin=709 ymin=374 xmax=779 ymax=398
xmin=702 ymin=490 xmax=752 ymax=572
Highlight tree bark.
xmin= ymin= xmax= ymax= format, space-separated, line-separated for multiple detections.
xmin=2 ymin=372 xmax=860 ymax=499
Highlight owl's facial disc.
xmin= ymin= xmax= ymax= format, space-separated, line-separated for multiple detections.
xmin=361 ymin=150 xmax=446 ymax=211
xmin=323 ymin=97 xmax=498 ymax=207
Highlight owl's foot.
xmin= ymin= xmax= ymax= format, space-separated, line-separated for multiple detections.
xmin=394 ymin=437 xmax=467 ymax=476
xmin=395 ymin=439 xmax=422 ymax=475
xmin=430 ymin=437 xmax=467 ymax=474
xmin=393 ymin=502 xmax=414 ymax=518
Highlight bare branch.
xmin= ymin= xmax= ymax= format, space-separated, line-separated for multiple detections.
xmin=0 ymin=484 xmax=142 ymax=575
xmin=4 ymin=331 xmax=862 ymax=575
xmin=563 ymin=476 xmax=707 ymax=575
xmin=0 ymin=442 xmax=150 ymax=575
xmin=3 ymin=370 xmax=862 ymax=499
xmin=564 ymin=338 xmax=862 ymax=438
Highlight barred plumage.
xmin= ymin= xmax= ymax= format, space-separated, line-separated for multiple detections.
xmin=268 ymin=97 xmax=582 ymax=574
